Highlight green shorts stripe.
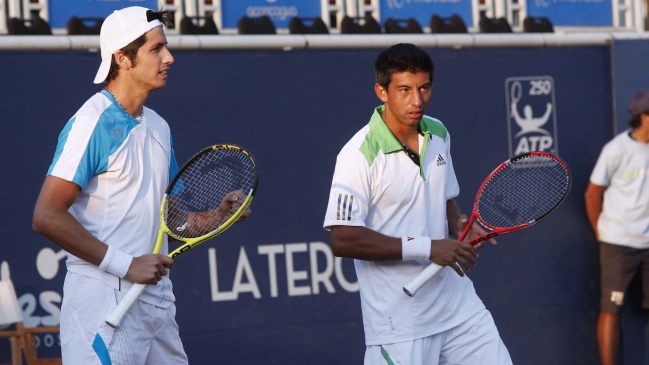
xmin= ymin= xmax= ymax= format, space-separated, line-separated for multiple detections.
xmin=380 ymin=345 xmax=395 ymax=365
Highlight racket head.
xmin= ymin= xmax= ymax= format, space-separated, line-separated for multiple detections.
xmin=472 ymin=151 xmax=571 ymax=236
xmin=105 ymin=144 xmax=258 ymax=328
xmin=162 ymin=144 xmax=259 ymax=253
xmin=406 ymin=152 xmax=571 ymax=298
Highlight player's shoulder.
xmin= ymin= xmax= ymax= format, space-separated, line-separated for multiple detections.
xmin=142 ymin=106 xmax=163 ymax=121
xmin=337 ymin=125 xmax=374 ymax=164
xmin=602 ymin=130 xmax=632 ymax=153
xmin=143 ymin=106 xmax=170 ymax=129
xmin=339 ymin=125 xmax=371 ymax=151
xmin=420 ymin=115 xmax=449 ymax=141
xmin=72 ymin=92 xmax=114 ymax=126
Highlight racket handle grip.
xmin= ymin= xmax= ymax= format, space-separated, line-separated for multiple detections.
xmin=403 ymin=263 xmax=444 ymax=297
xmin=105 ymin=283 xmax=147 ymax=328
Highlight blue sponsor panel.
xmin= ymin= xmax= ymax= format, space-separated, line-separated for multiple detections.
xmin=48 ymin=0 xmax=158 ymax=28
xmin=380 ymin=0 xmax=474 ymax=28
xmin=526 ymin=0 xmax=612 ymax=26
xmin=221 ymin=0 xmax=321 ymax=29
xmin=0 ymin=45 xmax=622 ymax=364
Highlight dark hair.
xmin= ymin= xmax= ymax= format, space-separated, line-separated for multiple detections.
xmin=374 ymin=43 xmax=434 ymax=88
xmin=629 ymin=114 xmax=642 ymax=129
xmin=105 ymin=10 xmax=173 ymax=82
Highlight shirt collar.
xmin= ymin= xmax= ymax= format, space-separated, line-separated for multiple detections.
xmin=368 ymin=105 xmax=430 ymax=153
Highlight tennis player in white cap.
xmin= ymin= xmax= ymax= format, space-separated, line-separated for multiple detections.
xmin=33 ymin=6 xmax=188 ymax=364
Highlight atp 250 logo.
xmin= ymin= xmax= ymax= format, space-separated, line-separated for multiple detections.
xmin=505 ymin=76 xmax=558 ymax=157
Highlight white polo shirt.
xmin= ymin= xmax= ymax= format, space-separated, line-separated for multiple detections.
xmin=590 ymin=130 xmax=649 ymax=249
xmin=323 ymin=106 xmax=484 ymax=345
xmin=48 ymin=90 xmax=179 ymax=308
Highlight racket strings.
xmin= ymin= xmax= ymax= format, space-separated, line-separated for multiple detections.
xmin=166 ymin=148 xmax=257 ymax=238
xmin=477 ymin=155 xmax=570 ymax=229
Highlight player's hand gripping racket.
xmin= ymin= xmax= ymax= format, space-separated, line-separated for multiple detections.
xmin=402 ymin=152 xmax=571 ymax=297
xmin=105 ymin=144 xmax=259 ymax=328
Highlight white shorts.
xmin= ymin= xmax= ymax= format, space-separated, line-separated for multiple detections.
xmin=364 ymin=309 xmax=512 ymax=365
xmin=60 ymin=272 xmax=188 ymax=365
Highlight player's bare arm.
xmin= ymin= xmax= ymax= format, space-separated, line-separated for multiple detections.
xmin=33 ymin=175 xmax=172 ymax=285
xmin=214 ymin=190 xmax=252 ymax=224
xmin=585 ymin=182 xmax=606 ymax=241
xmin=446 ymin=199 xmax=497 ymax=249
xmin=167 ymin=190 xmax=252 ymax=239
xmin=126 ymin=255 xmax=173 ymax=285
xmin=33 ymin=176 xmax=108 ymax=266
xmin=329 ymin=225 xmax=477 ymax=276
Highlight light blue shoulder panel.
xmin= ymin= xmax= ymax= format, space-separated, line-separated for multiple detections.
xmin=47 ymin=101 xmax=138 ymax=189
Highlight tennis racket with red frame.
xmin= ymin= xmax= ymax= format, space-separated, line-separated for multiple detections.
xmin=403 ymin=151 xmax=571 ymax=297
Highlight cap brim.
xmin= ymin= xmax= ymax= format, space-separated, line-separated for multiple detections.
xmin=94 ymin=56 xmax=111 ymax=84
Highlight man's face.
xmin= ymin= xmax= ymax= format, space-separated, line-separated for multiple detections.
xmin=130 ymin=27 xmax=174 ymax=91
xmin=375 ymin=71 xmax=432 ymax=128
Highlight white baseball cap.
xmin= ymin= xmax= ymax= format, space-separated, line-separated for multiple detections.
xmin=94 ymin=6 xmax=163 ymax=84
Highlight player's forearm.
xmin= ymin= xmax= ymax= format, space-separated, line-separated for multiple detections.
xmin=446 ymin=199 xmax=463 ymax=236
xmin=584 ymin=183 xmax=605 ymax=237
xmin=32 ymin=208 xmax=108 ymax=266
xmin=584 ymin=196 xmax=602 ymax=237
xmin=329 ymin=225 xmax=402 ymax=261
xmin=33 ymin=175 xmax=110 ymax=266
xmin=181 ymin=210 xmax=233 ymax=238
xmin=167 ymin=205 xmax=214 ymax=238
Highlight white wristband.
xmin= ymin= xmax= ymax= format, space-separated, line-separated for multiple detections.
xmin=402 ymin=236 xmax=431 ymax=261
xmin=99 ymin=246 xmax=134 ymax=278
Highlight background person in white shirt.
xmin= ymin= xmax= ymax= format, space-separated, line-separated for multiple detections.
xmin=323 ymin=43 xmax=512 ymax=365
xmin=585 ymin=89 xmax=649 ymax=365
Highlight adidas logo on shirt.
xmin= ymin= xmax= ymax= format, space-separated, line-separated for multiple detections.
xmin=436 ymin=154 xmax=446 ymax=166
xmin=336 ymin=193 xmax=354 ymax=221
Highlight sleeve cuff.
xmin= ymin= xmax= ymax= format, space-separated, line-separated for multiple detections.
xmin=402 ymin=236 xmax=431 ymax=261
xmin=98 ymin=246 xmax=134 ymax=278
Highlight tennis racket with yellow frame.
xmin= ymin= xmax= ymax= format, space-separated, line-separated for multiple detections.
xmin=105 ymin=144 xmax=259 ymax=328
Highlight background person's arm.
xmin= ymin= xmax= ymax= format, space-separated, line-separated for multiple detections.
xmin=585 ymin=182 xmax=606 ymax=241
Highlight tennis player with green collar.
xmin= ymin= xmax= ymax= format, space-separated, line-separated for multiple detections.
xmin=32 ymin=7 xmax=249 ymax=364
xmin=323 ymin=43 xmax=512 ymax=364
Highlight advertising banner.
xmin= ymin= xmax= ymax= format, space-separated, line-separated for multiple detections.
xmin=380 ymin=0 xmax=474 ymax=28
xmin=221 ymin=0 xmax=321 ymax=29
xmin=48 ymin=0 xmax=158 ymax=28
xmin=526 ymin=0 xmax=612 ymax=26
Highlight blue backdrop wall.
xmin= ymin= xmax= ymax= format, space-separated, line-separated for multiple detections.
xmin=0 ymin=44 xmax=637 ymax=364
xmin=612 ymin=39 xmax=649 ymax=134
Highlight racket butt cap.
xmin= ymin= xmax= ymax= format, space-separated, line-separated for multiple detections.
xmin=105 ymin=311 xmax=126 ymax=328
xmin=403 ymin=287 xmax=414 ymax=297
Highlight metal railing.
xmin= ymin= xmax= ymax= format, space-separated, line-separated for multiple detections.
xmin=2 ymin=31 xmax=649 ymax=52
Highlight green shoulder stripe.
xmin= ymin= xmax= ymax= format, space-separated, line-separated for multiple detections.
xmin=420 ymin=117 xmax=448 ymax=140
xmin=359 ymin=131 xmax=380 ymax=167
